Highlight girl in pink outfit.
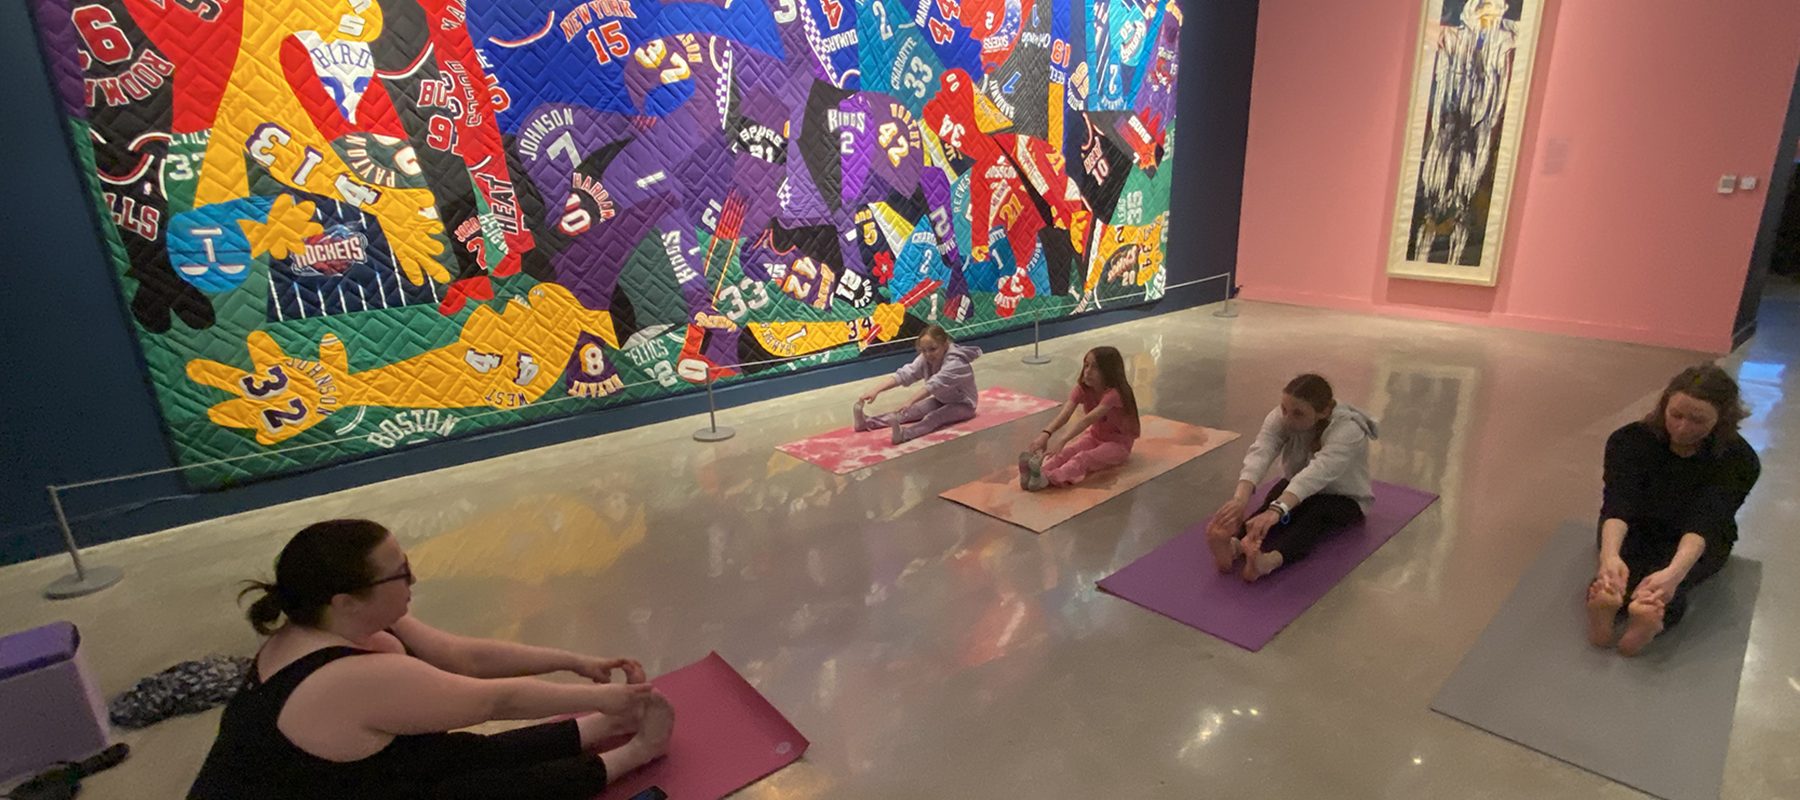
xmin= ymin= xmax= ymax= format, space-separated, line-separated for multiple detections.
xmin=1019 ymin=347 xmax=1141 ymax=491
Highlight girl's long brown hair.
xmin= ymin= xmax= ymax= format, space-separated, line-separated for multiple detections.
xmin=1085 ymin=347 xmax=1139 ymax=434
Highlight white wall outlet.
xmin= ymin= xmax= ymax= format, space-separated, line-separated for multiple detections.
xmin=1718 ymin=175 xmax=1737 ymax=194
xmin=1739 ymin=176 xmax=1760 ymax=191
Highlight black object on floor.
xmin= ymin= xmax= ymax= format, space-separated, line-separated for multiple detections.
xmin=3 ymin=743 xmax=130 ymax=800
xmin=107 ymin=655 xmax=252 ymax=729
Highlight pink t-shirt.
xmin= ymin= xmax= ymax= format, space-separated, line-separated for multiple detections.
xmin=1072 ymin=385 xmax=1139 ymax=445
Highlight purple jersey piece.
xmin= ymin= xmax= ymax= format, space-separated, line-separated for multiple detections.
xmin=551 ymin=193 xmax=677 ymax=312
xmin=867 ymin=99 xmax=926 ymax=204
xmin=919 ymin=165 xmax=962 ymax=268
xmin=834 ymin=93 xmax=877 ymax=208
xmin=563 ymin=330 xmax=623 ymax=397
xmin=27 ymin=0 xmax=88 ymax=117
xmin=1133 ymin=3 xmax=1180 ymax=127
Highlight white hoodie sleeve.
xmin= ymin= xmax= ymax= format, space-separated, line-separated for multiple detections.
xmin=1283 ymin=416 xmax=1371 ymax=504
xmin=1237 ymin=408 xmax=1287 ymax=486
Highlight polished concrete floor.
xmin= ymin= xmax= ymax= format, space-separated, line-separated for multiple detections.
xmin=2 ymin=287 xmax=1797 ymax=799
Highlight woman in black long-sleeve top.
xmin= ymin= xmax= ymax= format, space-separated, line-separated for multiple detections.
xmin=1587 ymin=365 xmax=1761 ymax=656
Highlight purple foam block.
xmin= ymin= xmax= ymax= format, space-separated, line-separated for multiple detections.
xmin=1098 ymin=481 xmax=1438 ymax=651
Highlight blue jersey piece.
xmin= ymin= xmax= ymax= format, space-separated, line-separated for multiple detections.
xmin=471 ymin=0 xmax=787 ymax=131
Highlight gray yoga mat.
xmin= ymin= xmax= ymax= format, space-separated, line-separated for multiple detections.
xmin=1431 ymin=521 xmax=1761 ymax=800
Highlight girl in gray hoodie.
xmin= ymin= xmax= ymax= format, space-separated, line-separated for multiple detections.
xmin=1206 ymin=374 xmax=1379 ymax=582
xmin=854 ymin=325 xmax=982 ymax=445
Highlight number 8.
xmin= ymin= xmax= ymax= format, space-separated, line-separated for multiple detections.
xmin=581 ymin=343 xmax=608 ymax=376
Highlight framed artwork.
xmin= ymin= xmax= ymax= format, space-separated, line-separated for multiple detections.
xmin=1387 ymin=0 xmax=1546 ymax=286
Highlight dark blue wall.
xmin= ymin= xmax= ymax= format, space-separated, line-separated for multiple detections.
xmin=0 ymin=1 xmax=1257 ymax=564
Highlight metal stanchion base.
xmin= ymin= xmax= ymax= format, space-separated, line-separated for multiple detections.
xmin=1212 ymin=300 xmax=1239 ymax=318
xmin=692 ymin=426 xmax=736 ymax=442
xmin=44 ymin=565 xmax=122 ymax=600
xmin=1022 ymin=354 xmax=1053 ymax=365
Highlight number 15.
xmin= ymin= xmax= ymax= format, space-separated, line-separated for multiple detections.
xmin=586 ymin=21 xmax=630 ymax=65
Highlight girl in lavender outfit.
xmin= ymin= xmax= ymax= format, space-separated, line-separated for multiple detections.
xmin=854 ymin=325 xmax=983 ymax=445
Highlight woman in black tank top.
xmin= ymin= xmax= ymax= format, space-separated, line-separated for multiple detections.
xmin=189 ymin=520 xmax=674 ymax=799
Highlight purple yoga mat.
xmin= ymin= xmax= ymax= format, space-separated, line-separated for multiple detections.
xmin=1098 ymin=480 xmax=1438 ymax=651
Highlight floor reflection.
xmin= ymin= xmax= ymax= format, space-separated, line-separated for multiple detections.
xmin=3 ymin=294 xmax=1797 ymax=798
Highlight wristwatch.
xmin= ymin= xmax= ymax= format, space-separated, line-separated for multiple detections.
xmin=1267 ymin=500 xmax=1292 ymax=525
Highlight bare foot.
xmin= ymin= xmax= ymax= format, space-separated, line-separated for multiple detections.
xmin=634 ymin=691 xmax=675 ymax=758
xmin=852 ymin=401 xmax=869 ymax=432
xmin=1240 ymin=549 xmax=1283 ymax=583
xmin=575 ymin=710 xmax=641 ymax=748
xmin=1018 ymin=451 xmax=1032 ymax=490
xmin=890 ymin=416 xmax=905 ymax=446
xmin=1206 ymin=530 xmax=1240 ymax=573
xmin=1585 ymin=582 xmax=1623 ymax=647
xmin=1617 ymin=599 xmax=1665 ymax=657
xmin=600 ymin=692 xmax=675 ymax=779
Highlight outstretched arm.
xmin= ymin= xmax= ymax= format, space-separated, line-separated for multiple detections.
xmin=318 ymin=653 xmax=653 ymax=737
xmin=392 ymin=616 xmax=646 ymax=683
xmin=1281 ymin=420 xmax=1368 ymax=505
xmin=898 ymin=385 xmax=934 ymax=410
xmin=859 ymin=375 xmax=901 ymax=404
xmin=1030 ymin=398 xmax=1082 ymax=453
xmin=1632 ymin=533 xmax=1707 ymax=607
xmin=1236 ymin=409 xmax=1286 ymax=493
xmin=1641 ymin=444 xmax=1760 ymax=603
xmin=1049 ymin=404 xmax=1110 ymax=452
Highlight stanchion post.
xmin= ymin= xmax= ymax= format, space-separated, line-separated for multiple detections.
xmin=691 ymin=368 xmax=736 ymax=442
xmin=42 ymin=485 xmax=123 ymax=600
xmin=1213 ymin=282 xmax=1241 ymax=318
xmin=1022 ymin=318 xmax=1052 ymax=365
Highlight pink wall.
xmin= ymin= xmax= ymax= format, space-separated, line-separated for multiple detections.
xmin=1236 ymin=0 xmax=1800 ymax=353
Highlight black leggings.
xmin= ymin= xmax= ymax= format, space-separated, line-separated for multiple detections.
xmin=1241 ymin=479 xmax=1365 ymax=562
xmin=422 ymin=719 xmax=610 ymax=800
xmin=1600 ymin=519 xmax=1731 ymax=627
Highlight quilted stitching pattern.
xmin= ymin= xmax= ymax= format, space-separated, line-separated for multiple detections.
xmin=24 ymin=0 xmax=1182 ymax=487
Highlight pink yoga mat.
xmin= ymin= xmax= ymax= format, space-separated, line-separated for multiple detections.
xmin=777 ymin=387 xmax=1058 ymax=474
xmin=595 ymin=652 xmax=807 ymax=800
xmin=1097 ymin=481 xmax=1438 ymax=651
xmin=939 ymin=417 xmax=1240 ymax=533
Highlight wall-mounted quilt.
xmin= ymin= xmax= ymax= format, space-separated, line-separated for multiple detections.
xmin=24 ymin=0 xmax=1181 ymax=486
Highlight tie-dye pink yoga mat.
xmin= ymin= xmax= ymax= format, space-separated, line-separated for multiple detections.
xmin=940 ymin=417 xmax=1240 ymax=532
xmin=777 ymin=387 xmax=1058 ymax=474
